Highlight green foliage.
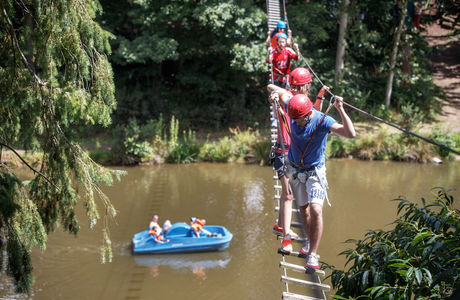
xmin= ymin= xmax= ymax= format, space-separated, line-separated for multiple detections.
xmin=0 ymin=0 xmax=120 ymax=293
xmin=198 ymin=127 xmax=262 ymax=163
xmin=429 ymin=127 xmax=460 ymax=159
xmin=331 ymin=188 xmax=460 ymax=299
xmin=99 ymin=0 xmax=268 ymax=128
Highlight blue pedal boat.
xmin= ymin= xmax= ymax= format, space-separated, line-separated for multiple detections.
xmin=132 ymin=222 xmax=233 ymax=254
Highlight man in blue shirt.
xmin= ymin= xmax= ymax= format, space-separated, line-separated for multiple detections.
xmin=268 ymin=90 xmax=356 ymax=271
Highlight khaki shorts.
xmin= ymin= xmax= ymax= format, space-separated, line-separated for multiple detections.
xmin=286 ymin=164 xmax=328 ymax=207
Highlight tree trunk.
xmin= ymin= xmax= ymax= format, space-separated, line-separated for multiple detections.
xmin=384 ymin=0 xmax=407 ymax=107
xmin=334 ymin=0 xmax=349 ymax=86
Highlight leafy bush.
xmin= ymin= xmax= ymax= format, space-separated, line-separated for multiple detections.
xmin=429 ymin=127 xmax=459 ymax=159
xmin=331 ymin=188 xmax=460 ymax=299
xmin=198 ymin=137 xmax=234 ymax=163
xmin=166 ymin=129 xmax=201 ymax=164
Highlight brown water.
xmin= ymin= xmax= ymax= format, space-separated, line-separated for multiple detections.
xmin=1 ymin=160 xmax=459 ymax=299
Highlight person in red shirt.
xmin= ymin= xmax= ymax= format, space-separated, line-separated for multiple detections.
xmin=266 ymin=33 xmax=299 ymax=89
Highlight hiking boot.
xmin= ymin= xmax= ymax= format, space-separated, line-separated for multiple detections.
xmin=305 ymin=253 xmax=320 ymax=270
xmin=272 ymin=224 xmax=283 ymax=236
xmin=300 ymin=239 xmax=310 ymax=256
xmin=280 ymin=235 xmax=293 ymax=253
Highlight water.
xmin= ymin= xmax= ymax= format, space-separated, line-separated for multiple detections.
xmin=1 ymin=160 xmax=459 ymax=299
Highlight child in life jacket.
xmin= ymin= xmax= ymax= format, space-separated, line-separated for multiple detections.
xmin=189 ymin=217 xmax=213 ymax=237
xmin=148 ymin=227 xmax=166 ymax=243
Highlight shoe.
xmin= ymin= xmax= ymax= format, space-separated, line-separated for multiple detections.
xmin=305 ymin=253 xmax=320 ymax=270
xmin=300 ymin=239 xmax=310 ymax=255
xmin=287 ymin=229 xmax=299 ymax=240
xmin=272 ymin=224 xmax=283 ymax=236
xmin=280 ymin=235 xmax=293 ymax=253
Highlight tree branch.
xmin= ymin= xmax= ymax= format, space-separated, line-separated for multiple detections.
xmin=0 ymin=142 xmax=59 ymax=190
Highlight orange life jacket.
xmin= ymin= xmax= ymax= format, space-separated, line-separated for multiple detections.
xmin=190 ymin=219 xmax=204 ymax=231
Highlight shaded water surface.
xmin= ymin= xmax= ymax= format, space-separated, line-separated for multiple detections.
xmin=1 ymin=160 xmax=459 ymax=299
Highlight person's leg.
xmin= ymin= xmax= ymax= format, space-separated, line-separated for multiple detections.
xmin=307 ymin=203 xmax=323 ymax=254
xmin=280 ymin=175 xmax=294 ymax=237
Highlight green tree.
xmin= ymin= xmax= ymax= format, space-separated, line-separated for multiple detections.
xmin=331 ymin=188 xmax=460 ymax=299
xmin=98 ymin=0 xmax=268 ymax=129
xmin=0 ymin=0 xmax=120 ymax=293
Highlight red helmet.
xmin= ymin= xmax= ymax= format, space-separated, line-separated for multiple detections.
xmin=289 ymin=67 xmax=312 ymax=86
xmin=287 ymin=94 xmax=312 ymax=119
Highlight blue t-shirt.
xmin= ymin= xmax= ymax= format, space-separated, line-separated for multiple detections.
xmin=285 ymin=100 xmax=336 ymax=168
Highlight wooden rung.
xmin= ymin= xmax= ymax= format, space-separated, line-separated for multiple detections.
xmin=281 ymin=276 xmax=330 ymax=291
xmin=275 ymin=206 xmax=300 ymax=213
xmin=276 ymin=235 xmax=308 ymax=243
xmin=290 ymin=221 xmax=302 ymax=228
xmin=271 ymin=134 xmax=277 ymax=139
xmin=274 ymin=185 xmax=282 ymax=190
xmin=282 ymin=292 xmax=323 ymax=300
xmin=277 ymin=248 xmax=307 ymax=258
xmin=273 ymin=175 xmax=279 ymax=180
xmin=280 ymin=261 xmax=325 ymax=277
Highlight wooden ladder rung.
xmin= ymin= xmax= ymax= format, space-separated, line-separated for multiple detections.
xmin=276 ymin=235 xmax=308 ymax=243
xmin=275 ymin=206 xmax=300 ymax=213
xmin=282 ymin=292 xmax=323 ymax=300
xmin=277 ymin=248 xmax=307 ymax=258
xmin=279 ymin=261 xmax=325 ymax=277
xmin=274 ymin=184 xmax=282 ymax=190
xmin=281 ymin=276 xmax=330 ymax=291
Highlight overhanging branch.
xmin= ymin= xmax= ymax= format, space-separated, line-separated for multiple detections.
xmin=0 ymin=142 xmax=59 ymax=190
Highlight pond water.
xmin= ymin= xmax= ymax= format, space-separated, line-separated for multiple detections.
xmin=1 ymin=160 xmax=459 ymax=299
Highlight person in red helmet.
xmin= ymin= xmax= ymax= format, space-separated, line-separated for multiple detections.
xmin=268 ymin=67 xmax=328 ymax=254
xmin=268 ymin=85 xmax=356 ymax=272
xmin=266 ymin=33 xmax=299 ymax=89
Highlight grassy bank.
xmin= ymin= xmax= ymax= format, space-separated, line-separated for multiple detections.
xmin=2 ymin=118 xmax=459 ymax=168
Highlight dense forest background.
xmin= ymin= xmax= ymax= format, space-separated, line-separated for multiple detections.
xmin=97 ymin=0 xmax=456 ymax=130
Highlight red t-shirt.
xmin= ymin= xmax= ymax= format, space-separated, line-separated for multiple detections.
xmin=266 ymin=47 xmax=298 ymax=82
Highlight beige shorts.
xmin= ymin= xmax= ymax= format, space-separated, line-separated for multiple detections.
xmin=286 ymin=164 xmax=328 ymax=207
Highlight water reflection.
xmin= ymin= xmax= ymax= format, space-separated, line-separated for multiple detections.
xmin=134 ymin=252 xmax=231 ymax=280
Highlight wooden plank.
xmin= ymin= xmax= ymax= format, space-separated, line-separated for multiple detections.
xmin=276 ymin=235 xmax=308 ymax=243
xmin=277 ymin=248 xmax=307 ymax=258
xmin=275 ymin=206 xmax=300 ymax=213
xmin=283 ymin=292 xmax=323 ymax=300
xmin=280 ymin=261 xmax=325 ymax=277
xmin=281 ymin=276 xmax=330 ymax=291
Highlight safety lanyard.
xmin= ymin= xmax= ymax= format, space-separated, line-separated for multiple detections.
xmin=287 ymin=96 xmax=335 ymax=167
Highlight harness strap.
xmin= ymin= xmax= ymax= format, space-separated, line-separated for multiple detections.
xmin=287 ymin=160 xmax=331 ymax=207
xmin=288 ymin=100 xmax=334 ymax=167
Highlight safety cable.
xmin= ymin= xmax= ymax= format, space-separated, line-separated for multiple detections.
xmin=282 ymin=0 xmax=289 ymax=31
xmin=297 ymin=51 xmax=460 ymax=156
xmin=342 ymin=101 xmax=460 ymax=155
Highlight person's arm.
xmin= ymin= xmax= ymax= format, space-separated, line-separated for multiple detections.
xmin=266 ymin=30 xmax=271 ymax=47
xmin=292 ymin=43 xmax=300 ymax=60
xmin=287 ymin=29 xmax=293 ymax=47
xmin=267 ymin=84 xmax=291 ymax=107
xmin=313 ymin=86 xmax=329 ymax=111
xmin=330 ymin=96 xmax=356 ymax=138
xmin=266 ymin=50 xmax=273 ymax=63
